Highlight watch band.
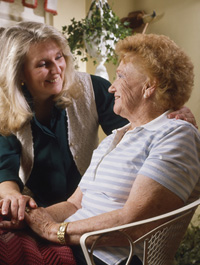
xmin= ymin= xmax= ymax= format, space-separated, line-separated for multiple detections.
xmin=57 ymin=222 xmax=69 ymax=245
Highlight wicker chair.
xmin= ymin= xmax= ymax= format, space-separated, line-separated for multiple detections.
xmin=80 ymin=198 xmax=200 ymax=265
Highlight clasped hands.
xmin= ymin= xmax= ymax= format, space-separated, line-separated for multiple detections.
xmin=0 ymin=196 xmax=60 ymax=243
xmin=0 ymin=193 xmax=37 ymax=225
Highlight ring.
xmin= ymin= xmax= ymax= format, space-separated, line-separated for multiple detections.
xmin=25 ymin=207 xmax=31 ymax=213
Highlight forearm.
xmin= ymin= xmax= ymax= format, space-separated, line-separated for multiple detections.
xmin=24 ymin=203 xmax=129 ymax=246
xmin=46 ymin=187 xmax=82 ymax=222
xmin=30 ymin=207 xmax=127 ymax=246
xmin=46 ymin=201 xmax=78 ymax=223
xmin=44 ymin=207 xmax=143 ymax=247
xmin=65 ymin=208 xmax=130 ymax=245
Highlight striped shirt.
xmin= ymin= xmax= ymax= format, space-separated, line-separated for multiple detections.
xmin=66 ymin=111 xmax=200 ymax=264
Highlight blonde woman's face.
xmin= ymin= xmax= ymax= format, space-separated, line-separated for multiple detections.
xmin=22 ymin=39 xmax=66 ymax=101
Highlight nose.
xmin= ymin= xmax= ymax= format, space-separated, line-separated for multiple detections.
xmin=50 ymin=61 xmax=61 ymax=74
xmin=108 ymin=83 xmax=116 ymax=94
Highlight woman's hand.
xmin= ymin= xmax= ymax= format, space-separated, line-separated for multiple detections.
xmin=0 ymin=210 xmax=26 ymax=230
xmin=25 ymin=207 xmax=60 ymax=243
xmin=168 ymin=106 xmax=198 ymax=128
xmin=0 ymin=193 xmax=37 ymax=224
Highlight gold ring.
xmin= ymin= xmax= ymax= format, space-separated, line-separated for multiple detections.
xmin=25 ymin=207 xmax=31 ymax=213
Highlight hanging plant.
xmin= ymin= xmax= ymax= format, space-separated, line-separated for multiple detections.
xmin=62 ymin=0 xmax=132 ymax=67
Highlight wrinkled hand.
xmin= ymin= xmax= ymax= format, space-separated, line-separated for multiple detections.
xmin=168 ymin=106 xmax=198 ymax=128
xmin=25 ymin=207 xmax=59 ymax=243
xmin=0 ymin=194 xmax=37 ymax=224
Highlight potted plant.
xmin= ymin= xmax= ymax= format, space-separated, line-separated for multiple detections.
xmin=62 ymin=0 xmax=132 ymax=79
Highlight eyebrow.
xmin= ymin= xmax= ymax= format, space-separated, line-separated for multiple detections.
xmin=116 ymin=69 xmax=125 ymax=76
xmin=37 ymin=50 xmax=63 ymax=61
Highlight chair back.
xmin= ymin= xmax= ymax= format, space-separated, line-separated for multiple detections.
xmin=135 ymin=209 xmax=196 ymax=265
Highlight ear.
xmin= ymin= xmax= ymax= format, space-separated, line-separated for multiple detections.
xmin=143 ymin=80 xmax=157 ymax=99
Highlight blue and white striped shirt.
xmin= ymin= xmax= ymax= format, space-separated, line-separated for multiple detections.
xmin=66 ymin=111 xmax=200 ymax=264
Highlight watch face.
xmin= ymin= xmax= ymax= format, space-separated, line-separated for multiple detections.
xmin=60 ymin=226 xmax=65 ymax=232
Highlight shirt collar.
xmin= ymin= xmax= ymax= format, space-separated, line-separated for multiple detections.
xmin=141 ymin=110 xmax=172 ymax=131
xmin=113 ymin=110 xmax=172 ymax=134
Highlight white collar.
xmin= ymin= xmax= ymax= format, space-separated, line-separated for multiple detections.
xmin=141 ymin=110 xmax=172 ymax=131
xmin=114 ymin=110 xmax=172 ymax=134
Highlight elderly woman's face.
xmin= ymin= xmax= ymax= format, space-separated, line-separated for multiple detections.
xmin=109 ymin=60 xmax=148 ymax=119
xmin=22 ymin=39 xmax=66 ymax=101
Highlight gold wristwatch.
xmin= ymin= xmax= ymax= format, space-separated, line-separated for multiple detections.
xmin=57 ymin=222 xmax=69 ymax=245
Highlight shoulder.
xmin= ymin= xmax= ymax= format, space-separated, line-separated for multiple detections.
xmin=148 ymin=119 xmax=200 ymax=155
xmin=164 ymin=119 xmax=200 ymax=139
xmin=147 ymin=116 xmax=200 ymax=140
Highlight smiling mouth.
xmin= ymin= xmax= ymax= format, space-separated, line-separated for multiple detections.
xmin=47 ymin=77 xmax=60 ymax=83
xmin=115 ymin=96 xmax=120 ymax=100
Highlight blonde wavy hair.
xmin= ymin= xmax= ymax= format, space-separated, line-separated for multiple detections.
xmin=115 ymin=34 xmax=194 ymax=110
xmin=0 ymin=21 xmax=81 ymax=136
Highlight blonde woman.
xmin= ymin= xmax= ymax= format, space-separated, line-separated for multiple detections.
xmin=0 ymin=21 xmax=128 ymax=222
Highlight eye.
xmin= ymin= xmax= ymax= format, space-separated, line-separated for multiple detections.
xmin=56 ymin=53 xmax=63 ymax=60
xmin=117 ymin=72 xmax=124 ymax=79
xmin=37 ymin=61 xmax=46 ymax=68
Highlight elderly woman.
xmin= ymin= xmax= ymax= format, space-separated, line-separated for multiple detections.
xmin=1 ymin=33 xmax=198 ymax=265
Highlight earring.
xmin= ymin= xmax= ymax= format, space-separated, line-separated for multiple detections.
xmin=21 ymin=82 xmax=24 ymax=86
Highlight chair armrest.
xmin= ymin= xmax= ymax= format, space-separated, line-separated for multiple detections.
xmin=80 ymin=198 xmax=200 ymax=265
